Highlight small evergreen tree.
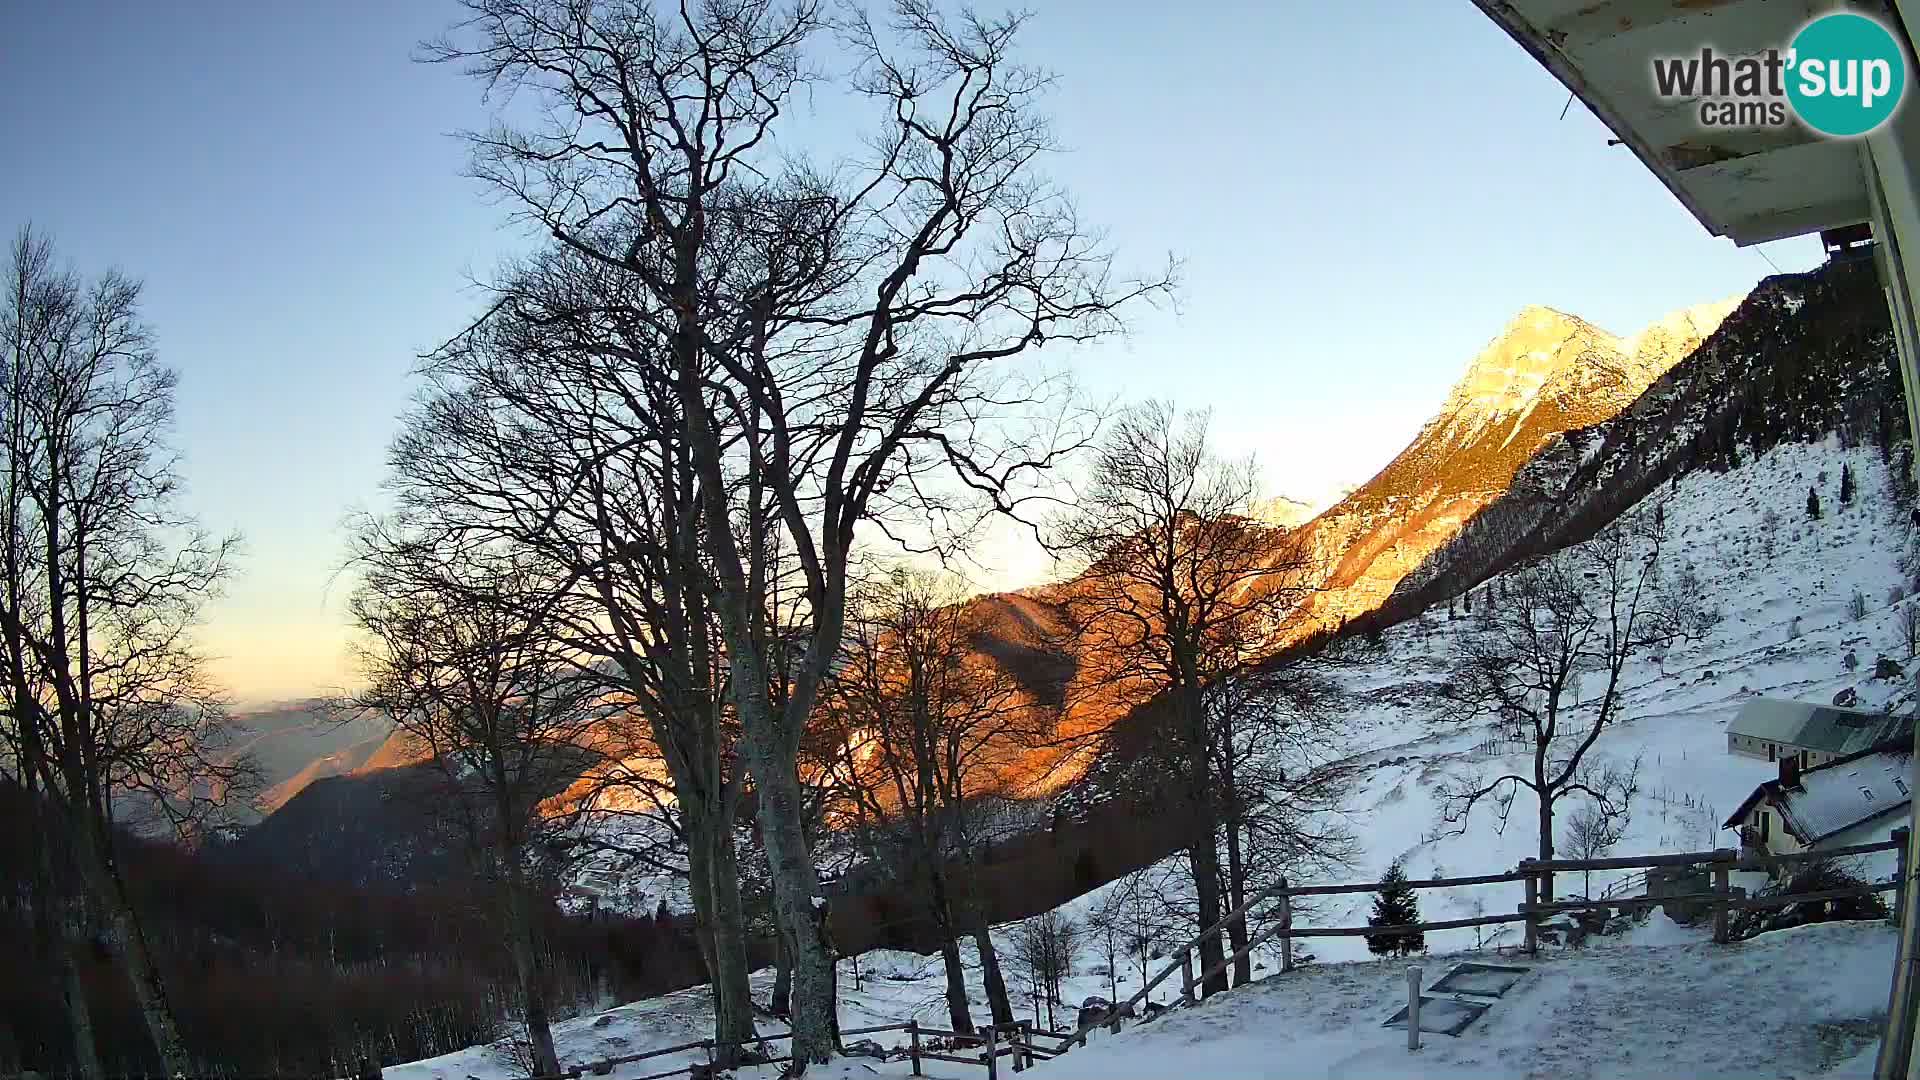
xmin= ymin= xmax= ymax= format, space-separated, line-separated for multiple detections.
xmin=1366 ymin=859 xmax=1425 ymax=957
xmin=1808 ymin=486 xmax=1823 ymax=520
xmin=1840 ymin=463 xmax=1856 ymax=505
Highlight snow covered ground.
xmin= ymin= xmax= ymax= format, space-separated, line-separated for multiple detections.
xmin=1294 ymin=440 xmax=1916 ymax=958
xmin=392 ymin=919 xmax=1896 ymax=1080
xmin=1037 ymin=920 xmax=1894 ymax=1080
xmin=394 ymin=439 xmax=1919 ymax=1078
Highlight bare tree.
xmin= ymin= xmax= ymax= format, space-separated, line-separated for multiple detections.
xmin=421 ymin=1 xmax=1167 ymax=1064
xmin=1562 ymin=801 xmax=1628 ymax=899
xmin=0 ymin=227 xmax=245 ymax=1076
xmin=1049 ymin=401 xmax=1311 ymax=998
xmin=820 ymin=567 xmax=1045 ymax=1031
xmin=1438 ymin=507 xmax=1672 ymax=901
xmin=1204 ymin=663 xmax=1356 ymax=984
xmin=1009 ymin=911 xmax=1081 ymax=1031
xmin=387 ymin=240 xmax=765 ymax=1062
xmin=348 ymin=532 xmax=606 ymax=1078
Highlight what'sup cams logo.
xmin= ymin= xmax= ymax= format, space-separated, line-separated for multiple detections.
xmin=1651 ymin=11 xmax=1909 ymax=137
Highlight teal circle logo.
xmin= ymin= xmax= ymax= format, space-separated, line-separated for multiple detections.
xmin=1786 ymin=12 xmax=1907 ymax=137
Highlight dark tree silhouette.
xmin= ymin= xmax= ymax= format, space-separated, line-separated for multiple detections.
xmin=420 ymin=3 xmax=1169 ymax=1063
xmin=1050 ymin=402 xmax=1314 ymax=999
xmin=1366 ymin=860 xmax=1424 ymax=958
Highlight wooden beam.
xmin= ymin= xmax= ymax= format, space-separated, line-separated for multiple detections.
xmin=1663 ymin=128 xmax=1823 ymax=171
xmin=1544 ymin=0 xmax=1743 ymax=49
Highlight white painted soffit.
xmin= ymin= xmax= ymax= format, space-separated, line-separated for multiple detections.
xmin=1472 ymin=0 xmax=1886 ymax=245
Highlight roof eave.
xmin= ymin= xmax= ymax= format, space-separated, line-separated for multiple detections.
xmin=1469 ymin=0 xmax=1733 ymax=239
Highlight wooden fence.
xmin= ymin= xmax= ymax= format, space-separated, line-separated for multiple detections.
xmin=504 ymin=830 xmax=1909 ymax=1080
xmin=509 ymin=1018 xmax=1074 ymax=1080
xmin=1075 ymin=828 xmax=1911 ymax=1041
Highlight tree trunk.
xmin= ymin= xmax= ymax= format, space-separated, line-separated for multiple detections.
xmin=40 ymin=836 xmax=102 ymax=1080
xmin=685 ymin=804 xmax=757 ymax=1065
xmin=503 ymin=874 xmax=562 ymax=1078
xmin=1223 ymin=820 xmax=1251 ymax=987
xmin=973 ymin=924 xmax=1014 ymax=1026
xmin=687 ymin=836 xmax=721 ymax=986
xmin=925 ymin=861 xmax=973 ymax=1034
xmin=21 ymin=737 xmax=101 ymax=1078
xmin=1537 ymin=791 xmax=1556 ymax=904
xmin=704 ymin=816 xmax=759 ymax=1063
xmin=74 ymin=814 xmax=187 ymax=1077
xmin=1180 ymin=683 xmax=1228 ymax=998
xmin=771 ymin=929 xmax=793 ymax=1017
xmin=745 ymin=752 xmax=835 ymax=1068
xmin=56 ymin=925 xmax=100 ymax=1080
xmin=937 ymin=935 xmax=972 ymax=1035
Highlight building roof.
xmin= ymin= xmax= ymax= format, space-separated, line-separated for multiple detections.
xmin=1727 ymin=698 xmax=1912 ymax=756
xmin=1468 ymin=1 xmax=1879 ymax=245
xmin=1724 ymin=743 xmax=1914 ymax=844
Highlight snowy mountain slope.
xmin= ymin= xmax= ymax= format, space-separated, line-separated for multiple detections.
xmin=1093 ymin=439 xmax=1915 ymax=964
xmin=1276 ymin=296 xmax=1736 ymax=634
xmin=1389 ymin=259 xmax=1903 ymax=626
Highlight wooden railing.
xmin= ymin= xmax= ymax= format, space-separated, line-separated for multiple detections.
xmin=512 ymin=1018 xmax=1068 ymax=1080
xmin=501 ymin=830 xmax=1910 ymax=1080
xmin=1077 ymin=830 xmax=1911 ymax=1041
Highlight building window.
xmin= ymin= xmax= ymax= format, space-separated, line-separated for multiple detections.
xmin=1863 ymin=787 xmax=1877 ymax=803
xmin=1898 ymin=778 xmax=1910 ymax=797
xmin=1759 ymin=811 xmax=1771 ymax=842
xmin=1767 ymin=743 xmax=1777 ymax=762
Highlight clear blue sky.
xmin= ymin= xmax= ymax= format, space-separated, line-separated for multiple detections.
xmin=0 ymin=1 xmax=1822 ymax=702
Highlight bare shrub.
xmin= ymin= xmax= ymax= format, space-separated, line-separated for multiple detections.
xmin=1011 ymin=912 xmax=1083 ymax=1030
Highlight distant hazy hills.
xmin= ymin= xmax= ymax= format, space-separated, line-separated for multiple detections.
xmin=221 ymin=699 xmax=390 ymax=819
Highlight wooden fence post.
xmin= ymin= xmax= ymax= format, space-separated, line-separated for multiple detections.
xmin=1406 ymin=964 xmax=1423 ymax=1052
xmin=1279 ymin=876 xmax=1294 ymax=973
xmin=1520 ymin=859 xmax=1539 ymax=955
xmin=1896 ymin=827 xmax=1912 ymax=926
xmin=985 ymin=1023 xmax=999 ymax=1080
xmin=1180 ymin=948 xmax=1196 ymax=1005
xmin=1712 ymin=848 xmax=1733 ymax=944
xmin=908 ymin=1020 xmax=921 ymax=1077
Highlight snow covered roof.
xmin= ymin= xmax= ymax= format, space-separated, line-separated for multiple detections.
xmin=1469 ymin=1 xmax=1876 ymax=246
xmin=1726 ymin=698 xmax=1911 ymax=756
xmin=1725 ymin=744 xmax=1915 ymax=845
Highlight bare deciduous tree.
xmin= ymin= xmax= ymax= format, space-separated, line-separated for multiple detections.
xmin=0 ymin=227 xmax=245 ymax=1077
xmin=1204 ymin=663 xmax=1356 ymax=984
xmin=820 ymin=567 xmax=1044 ymax=1031
xmin=348 ymin=534 xmax=605 ymax=1078
xmin=422 ymin=1 xmax=1168 ymax=1064
xmin=1009 ymin=910 xmax=1081 ymax=1031
xmin=386 ymin=240 xmax=765 ymax=1061
xmin=1438 ymin=507 xmax=1672 ymax=901
xmin=1562 ymin=800 xmax=1629 ymax=899
xmin=1050 ymin=401 xmax=1312 ymax=998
